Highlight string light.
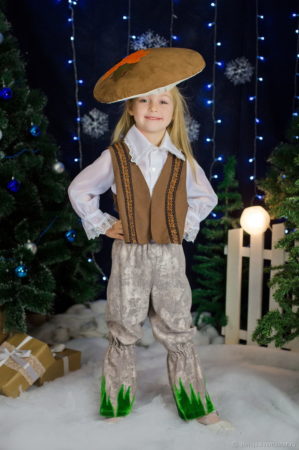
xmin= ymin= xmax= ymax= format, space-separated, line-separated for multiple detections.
xmin=206 ymin=1 xmax=223 ymax=182
xmin=2 ymin=148 xmax=40 ymax=159
xmin=64 ymin=1 xmax=107 ymax=278
xmin=67 ymin=0 xmax=83 ymax=169
xmin=291 ymin=11 xmax=299 ymax=123
xmin=90 ymin=252 xmax=107 ymax=280
xmin=170 ymin=0 xmax=176 ymax=47
xmin=126 ymin=0 xmax=131 ymax=55
xmin=248 ymin=0 xmax=264 ymax=200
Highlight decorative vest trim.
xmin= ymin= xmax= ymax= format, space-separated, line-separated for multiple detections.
xmin=109 ymin=141 xmax=188 ymax=244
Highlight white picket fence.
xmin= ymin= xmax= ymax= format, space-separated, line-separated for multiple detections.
xmin=221 ymin=223 xmax=299 ymax=351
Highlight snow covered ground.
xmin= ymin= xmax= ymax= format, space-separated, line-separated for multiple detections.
xmin=1 ymin=336 xmax=299 ymax=450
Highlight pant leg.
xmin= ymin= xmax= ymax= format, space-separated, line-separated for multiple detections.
xmin=148 ymin=243 xmax=218 ymax=421
xmin=99 ymin=240 xmax=154 ymax=418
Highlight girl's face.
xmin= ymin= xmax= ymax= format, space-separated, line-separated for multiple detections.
xmin=128 ymin=92 xmax=174 ymax=144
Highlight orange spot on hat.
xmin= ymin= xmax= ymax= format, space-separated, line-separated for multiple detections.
xmin=100 ymin=49 xmax=151 ymax=82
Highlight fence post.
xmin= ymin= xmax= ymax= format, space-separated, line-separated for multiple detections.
xmin=222 ymin=223 xmax=299 ymax=351
xmin=223 ymin=228 xmax=243 ymax=344
xmin=247 ymin=233 xmax=265 ymax=345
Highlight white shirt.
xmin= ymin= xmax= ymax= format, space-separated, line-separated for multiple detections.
xmin=68 ymin=125 xmax=218 ymax=242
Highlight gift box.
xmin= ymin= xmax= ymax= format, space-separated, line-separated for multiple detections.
xmin=0 ymin=308 xmax=9 ymax=344
xmin=0 ymin=333 xmax=56 ymax=398
xmin=0 ymin=332 xmax=7 ymax=345
xmin=35 ymin=344 xmax=81 ymax=386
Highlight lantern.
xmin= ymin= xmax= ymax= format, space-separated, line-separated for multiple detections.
xmin=240 ymin=206 xmax=270 ymax=235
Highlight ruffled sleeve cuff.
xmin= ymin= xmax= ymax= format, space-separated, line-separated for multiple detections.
xmin=82 ymin=212 xmax=118 ymax=240
xmin=183 ymin=227 xmax=199 ymax=243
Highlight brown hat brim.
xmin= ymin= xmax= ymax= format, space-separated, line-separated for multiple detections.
xmin=93 ymin=47 xmax=206 ymax=103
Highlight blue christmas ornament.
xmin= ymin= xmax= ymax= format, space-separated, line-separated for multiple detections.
xmin=7 ymin=178 xmax=21 ymax=192
xmin=15 ymin=264 xmax=28 ymax=278
xmin=65 ymin=229 xmax=77 ymax=242
xmin=0 ymin=87 xmax=12 ymax=100
xmin=29 ymin=125 xmax=41 ymax=136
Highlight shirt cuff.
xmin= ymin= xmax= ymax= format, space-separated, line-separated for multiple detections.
xmin=183 ymin=227 xmax=199 ymax=243
xmin=82 ymin=213 xmax=118 ymax=240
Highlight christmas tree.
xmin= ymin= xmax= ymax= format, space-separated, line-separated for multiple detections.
xmin=192 ymin=156 xmax=243 ymax=331
xmin=252 ymin=116 xmax=299 ymax=348
xmin=0 ymin=7 xmax=103 ymax=334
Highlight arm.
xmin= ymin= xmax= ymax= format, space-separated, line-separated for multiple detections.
xmin=68 ymin=149 xmax=118 ymax=240
xmin=184 ymin=159 xmax=218 ymax=243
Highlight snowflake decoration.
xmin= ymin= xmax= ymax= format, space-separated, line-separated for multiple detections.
xmin=185 ymin=115 xmax=200 ymax=142
xmin=82 ymin=108 xmax=109 ymax=139
xmin=224 ymin=56 xmax=254 ymax=85
xmin=130 ymin=29 xmax=168 ymax=51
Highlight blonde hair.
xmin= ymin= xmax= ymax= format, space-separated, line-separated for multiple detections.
xmin=111 ymin=86 xmax=198 ymax=182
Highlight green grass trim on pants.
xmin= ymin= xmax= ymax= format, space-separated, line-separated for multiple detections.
xmin=99 ymin=376 xmax=135 ymax=417
xmin=172 ymin=377 xmax=217 ymax=421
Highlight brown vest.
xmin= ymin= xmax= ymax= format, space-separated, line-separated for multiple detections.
xmin=109 ymin=141 xmax=188 ymax=244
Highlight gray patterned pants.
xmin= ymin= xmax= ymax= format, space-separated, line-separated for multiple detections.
xmin=99 ymin=239 xmax=217 ymax=420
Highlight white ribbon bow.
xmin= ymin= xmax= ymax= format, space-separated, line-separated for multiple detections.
xmin=50 ymin=344 xmax=66 ymax=355
xmin=50 ymin=344 xmax=69 ymax=374
xmin=0 ymin=347 xmax=32 ymax=363
xmin=0 ymin=335 xmax=41 ymax=384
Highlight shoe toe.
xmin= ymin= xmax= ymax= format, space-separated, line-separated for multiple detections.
xmin=207 ymin=420 xmax=235 ymax=432
xmin=104 ymin=417 xmax=124 ymax=423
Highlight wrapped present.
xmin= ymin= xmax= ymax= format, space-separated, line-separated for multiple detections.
xmin=35 ymin=344 xmax=81 ymax=386
xmin=0 ymin=308 xmax=9 ymax=344
xmin=0 ymin=329 xmax=9 ymax=344
xmin=0 ymin=333 xmax=55 ymax=398
xmin=0 ymin=332 xmax=8 ymax=345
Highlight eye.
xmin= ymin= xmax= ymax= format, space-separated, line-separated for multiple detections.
xmin=138 ymin=98 xmax=147 ymax=103
xmin=160 ymin=100 xmax=168 ymax=104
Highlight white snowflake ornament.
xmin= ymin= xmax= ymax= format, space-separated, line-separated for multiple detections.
xmin=185 ymin=115 xmax=200 ymax=142
xmin=130 ymin=29 xmax=168 ymax=51
xmin=82 ymin=108 xmax=109 ymax=139
xmin=224 ymin=56 xmax=254 ymax=85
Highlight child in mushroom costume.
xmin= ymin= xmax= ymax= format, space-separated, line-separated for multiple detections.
xmin=68 ymin=47 xmax=234 ymax=431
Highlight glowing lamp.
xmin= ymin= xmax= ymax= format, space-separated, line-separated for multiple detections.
xmin=240 ymin=206 xmax=270 ymax=235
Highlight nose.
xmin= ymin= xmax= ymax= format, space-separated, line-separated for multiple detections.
xmin=149 ymin=101 xmax=158 ymax=112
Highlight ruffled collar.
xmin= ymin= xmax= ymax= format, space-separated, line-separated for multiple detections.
xmin=123 ymin=125 xmax=185 ymax=165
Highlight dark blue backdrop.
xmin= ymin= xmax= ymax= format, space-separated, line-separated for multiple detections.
xmin=5 ymin=0 xmax=298 ymax=293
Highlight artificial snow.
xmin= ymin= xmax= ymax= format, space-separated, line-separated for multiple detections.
xmin=28 ymin=300 xmax=224 ymax=347
xmin=1 ymin=333 xmax=299 ymax=450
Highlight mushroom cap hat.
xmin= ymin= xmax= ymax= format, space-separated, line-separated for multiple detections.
xmin=93 ymin=47 xmax=206 ymax=104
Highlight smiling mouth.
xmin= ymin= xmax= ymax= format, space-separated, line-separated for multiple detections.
xmin=145 ymin=116 xmax=162 ymax=120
